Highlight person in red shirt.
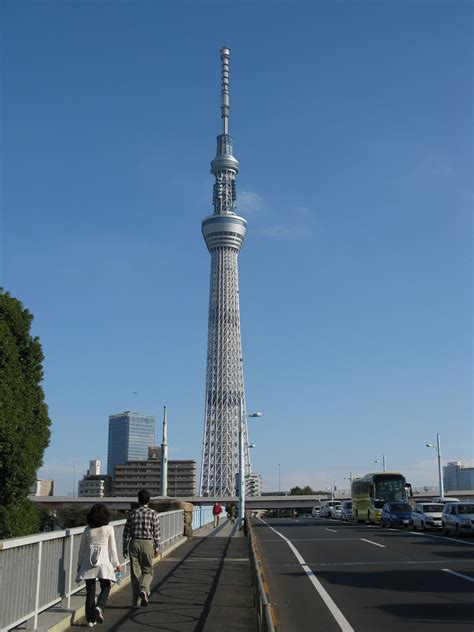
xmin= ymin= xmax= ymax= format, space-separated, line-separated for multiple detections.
xmin=212 ymin=502 xmax=222 ymax=527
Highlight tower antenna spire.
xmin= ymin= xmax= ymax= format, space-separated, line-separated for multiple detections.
xmin=220 ymin=46 xmax=230 ymax=135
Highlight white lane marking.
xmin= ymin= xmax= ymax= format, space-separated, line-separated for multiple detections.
xmin=416 ymin=533 xmax=474 ymax=546
xmin=380 ymin=528 xmax=474 ymax=546
xmin=325 ymin=528 xmax=339 ymax=533
xmin=260 ymin=538 xmax=364 ymax=542
xmin=264 ymin=558 xmax=472 ymax=569
xmin=360 ymin=538 xmax=386 ymax=548
xmin=262 ymin=520 xmax=354 ymax=632
xmin=442 ymin=568 xmax=474 ymax=583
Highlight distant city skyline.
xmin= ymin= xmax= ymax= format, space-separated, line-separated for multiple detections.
xmin=2 ymin=2 xmax=471 ymax=495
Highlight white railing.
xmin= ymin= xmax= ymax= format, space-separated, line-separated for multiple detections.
xmin=192 ymin=505 xmax=215 ymax=530
xmin=0 ymin=509 xmax=184 ymax=632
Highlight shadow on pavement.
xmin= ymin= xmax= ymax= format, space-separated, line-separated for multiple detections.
xmin=378 ymin=602 xmax=474 ymax=623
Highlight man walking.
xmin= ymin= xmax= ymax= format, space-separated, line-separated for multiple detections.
xmin=123 ymin=489 xmax=161 ymax=608
xmin=212 ymin=501 xmax=222 ymax=528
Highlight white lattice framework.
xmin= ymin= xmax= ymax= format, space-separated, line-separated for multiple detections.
xmin=200 ymin=47 xmax=250 ymax=496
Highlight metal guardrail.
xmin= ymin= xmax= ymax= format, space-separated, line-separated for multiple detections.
xmin=0 ymin=509 xmax=185 ymax=632
xmin=247 ymin=520 xmax=276 ymax=632
xmin=191 ymin=505 xmax=214 ymax=530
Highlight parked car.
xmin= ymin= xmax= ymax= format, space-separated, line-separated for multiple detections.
xmin=320 ymin=501 xmax=340 ymax=518
xmin=341 ymin=500 xmax=353 ymax=521
xmin=312 ymin=506 xmax=321 ymax=518
xmin=433 ymin=496 xmax=461 ymax=504
xmin=411 ymin=503 xmax=444 ymax=531
xmin=380 ymin=502 xmax=412 ymax=528
xmin=330 ymin=504 xmax=342 ymax=519
xmin=442 ymin=502 xmax=474 ymax=536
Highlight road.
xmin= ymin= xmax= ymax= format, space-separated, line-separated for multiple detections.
xmin=252 ymin=516 xmax=474 ymax=631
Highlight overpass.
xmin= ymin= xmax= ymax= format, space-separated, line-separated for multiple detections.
xmin=31 ymin=489 xmax=474 ymax=512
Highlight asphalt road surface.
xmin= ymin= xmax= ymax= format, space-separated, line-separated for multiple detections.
xmin=252 ymin=516 xmax=474 ymax=631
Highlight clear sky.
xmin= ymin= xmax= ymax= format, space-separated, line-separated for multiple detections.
xmin=2 ymin=1 xmax=472 ymax=496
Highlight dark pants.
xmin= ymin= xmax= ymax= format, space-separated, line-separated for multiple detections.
xmin=85 ymin=578 xmax=111 ymax=623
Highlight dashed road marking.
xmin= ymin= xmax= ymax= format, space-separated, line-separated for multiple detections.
xmin=325 ymin=528 xmax=339 ymax=533
xmin=261 ymin=520 xmax=354 ymax=632
xmin=360 ymin=538 xmax=386 ymax=548
xmin=442 ymin=568 xmax=474 ymax=583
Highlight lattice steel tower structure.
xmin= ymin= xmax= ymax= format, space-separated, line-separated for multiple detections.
xmin=200 ymin=47 xmax=250 ymax=496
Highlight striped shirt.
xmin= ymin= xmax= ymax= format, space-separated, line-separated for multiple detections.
xmin=123 ymin=505 xmax=161 ymax=556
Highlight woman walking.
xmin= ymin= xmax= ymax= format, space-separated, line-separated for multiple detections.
xmin=76 ymin=503 xmax=122 ymax=627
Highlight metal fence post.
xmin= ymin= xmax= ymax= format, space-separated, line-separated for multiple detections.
xmin=33 ymin=540 xmax=43 ymax=630
xmin=66 ymin=530 xmax=74 ymax=609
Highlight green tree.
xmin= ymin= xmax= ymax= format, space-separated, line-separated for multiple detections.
xmin=290 ymin=485 xmax=316 ymax=495
xmin=0 ymin=289 xmax=51 ymax=538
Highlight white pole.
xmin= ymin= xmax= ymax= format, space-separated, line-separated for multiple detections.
xmin=238 ymin=398 xmax=245 ymax=529
xmin=160 ymin=405 xmax=168 ymax=496
xmin=437 ymin=433 xmax=444 ymax=499
xmin=382 ymin=455 xmax=386 ymax=472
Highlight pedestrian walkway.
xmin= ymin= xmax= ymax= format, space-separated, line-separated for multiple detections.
xmin=68 ymin=520 xmax=257 ymax=631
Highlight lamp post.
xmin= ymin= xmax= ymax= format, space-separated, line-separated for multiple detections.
xmin=426 ymin=433 xmax=444 ymax=499
xmin=238 ymin=400 xmax=262 ymax=529
xmin=374 ymin=455 xmax=386 ymax=472
xmin=278 ymin=463 xmax=281 ymax=495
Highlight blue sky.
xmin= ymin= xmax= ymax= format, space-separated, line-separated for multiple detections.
xmin=2 ymin=1 xmax=472 ymax=495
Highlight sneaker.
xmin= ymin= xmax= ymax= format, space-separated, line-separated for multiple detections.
xmin=140 ymin=590 xmax=149 ymax=607
xmin=87 ymin=623 xmax=96 ymax=628
xmin=94 ymin=607 xmax=104 ymax=624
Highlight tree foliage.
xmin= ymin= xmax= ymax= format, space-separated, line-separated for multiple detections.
xmin=290 ymin=485 xmax=316 ymax=495
xmin=0 ymin=289 xmax=51 ymax=538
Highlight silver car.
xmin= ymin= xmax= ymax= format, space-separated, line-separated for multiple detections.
xmin=442 ymin=502 xmax=474 ymax=536
xmin=330 ymin=504 xmax=342 ymax=519
xmin=411 ymin=503 xmax=444 ymax=531
xmin=341 ymin=500 xmax=353 ymax=521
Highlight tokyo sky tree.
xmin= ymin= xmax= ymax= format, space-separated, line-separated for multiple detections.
xmin=199 ymin=47 xmax=250 ymax=496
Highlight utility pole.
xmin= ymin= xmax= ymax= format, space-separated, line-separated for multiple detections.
xmin=160 ymin=405 xmax=168 ymax=497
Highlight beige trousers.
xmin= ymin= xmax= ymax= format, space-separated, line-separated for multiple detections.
xmin=129 ymin=539 xmax=154 ymax=603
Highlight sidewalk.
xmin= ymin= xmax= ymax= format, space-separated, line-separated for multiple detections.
xmin=67 ymin=520 xmax=257 ymax=631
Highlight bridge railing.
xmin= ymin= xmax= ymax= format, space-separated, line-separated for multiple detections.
xmin=192 ymin=505 xmax=214 ymax=530
xmin=247 ymin=518 xmax=275 ymax=632
xmin=0 ymin=509 xmax=186 ymax=632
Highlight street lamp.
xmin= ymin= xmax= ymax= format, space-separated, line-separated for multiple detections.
xmin=426 ymin=433 xmax=444 ymax=499
xmin=374 ymin=455 xmax=386 ymax=472
xmin=239 ymin=401 xmax=262 ymax=529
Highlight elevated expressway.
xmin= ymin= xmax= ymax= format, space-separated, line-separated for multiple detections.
xmin=31 ymin=490 xmax=474 ymax=511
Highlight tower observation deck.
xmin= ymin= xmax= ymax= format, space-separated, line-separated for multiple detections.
xmin=200 ymin=47 xmax=250 ymax=496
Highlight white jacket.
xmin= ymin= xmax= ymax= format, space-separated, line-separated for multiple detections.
xmin=76 ymin=525 xmax=119 ymax=582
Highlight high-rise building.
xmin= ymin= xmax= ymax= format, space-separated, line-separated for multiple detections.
xmin=200 ymin=48 xmax=251 ymax=496
xmin=113 ymin=458 xmax=196 ymax=497
xmin=107 ymin=411 xmax=155 ymax=477
xmin=245 ymin=474 xmax=262 ymax=497
xmin=444 ymin=461 xmax=474 ymax=491
xmin=78 ymin=459 xmax=112 ymax=497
